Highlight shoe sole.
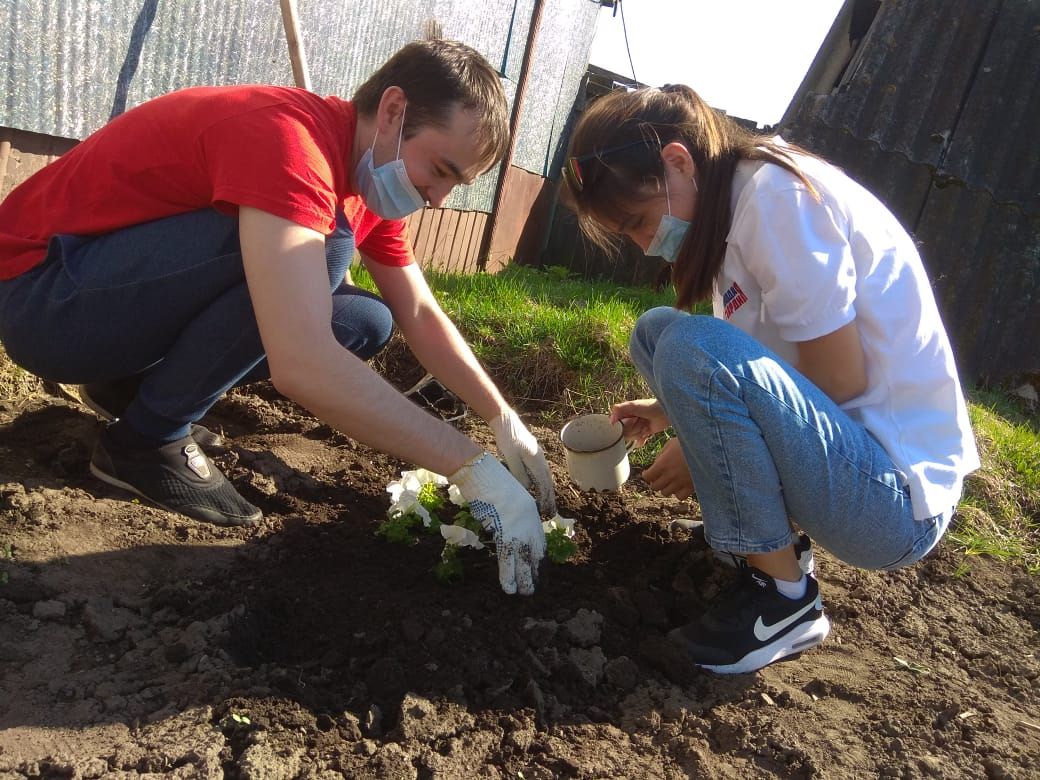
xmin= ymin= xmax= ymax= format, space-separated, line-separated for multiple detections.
xmin=89 ymin=462 xmax=261 ymax=527
xmin=684 ymin=614 xmax=832 ymax=675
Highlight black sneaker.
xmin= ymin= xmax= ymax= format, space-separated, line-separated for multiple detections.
xmin=669 ymin=565 xmax=830 ymax=674
xmin=80 ymin=381 xmax=225 ymax=448
xmin=714 ymin=532 xmax=816 ymax=576
xmin=89 ymin=427 xmax=261 ymax=526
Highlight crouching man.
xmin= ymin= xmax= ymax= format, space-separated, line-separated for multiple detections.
xmin=0 ymin=39 xmax=554 ymax=595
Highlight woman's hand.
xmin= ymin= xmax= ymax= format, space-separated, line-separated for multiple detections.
xmin=609 ymin=398 xmax=671 ymax=447
xmin=642 ymin=438 xmax=695 ymax=500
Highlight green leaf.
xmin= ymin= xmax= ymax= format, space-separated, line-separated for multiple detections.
xmin=545 ymin=527 xmax=578 ymax=564
xmin=376 ymin=512 xmax=423 ymax=545
xmin=433 ymin=544 xmax=465 ymax=585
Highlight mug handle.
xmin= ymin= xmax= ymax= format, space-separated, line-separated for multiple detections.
xmin=624 ymin=439 xmax=636 ymax=453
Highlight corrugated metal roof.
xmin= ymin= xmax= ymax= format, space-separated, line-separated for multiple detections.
xmin=0 ymin=0 xmax=601 ymax=212
xmin=782 ymin=0 xmax=1040 ymax=381
xmin=793 ymin=0 xmax=1039 ymax=216
xmin=940 ymin=0 xmax=1040 ymax=214
xmin=917 ymin=184 xmax=1040 ymax=381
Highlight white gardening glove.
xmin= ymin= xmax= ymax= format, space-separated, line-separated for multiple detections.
xmin=450 ymin=452 xmax=545 ymax=595
xmin=489 ymin=408 xmax=557 ymax=517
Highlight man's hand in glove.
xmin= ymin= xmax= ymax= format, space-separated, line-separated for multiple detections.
xmin=490 ymin=408 xmax=556 ymax=516
xmin=450 ymin=452 xmax=545 ymax=595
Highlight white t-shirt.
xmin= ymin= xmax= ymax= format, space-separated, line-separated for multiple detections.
xmin=713 ymin=146 xmax=980 ymax=521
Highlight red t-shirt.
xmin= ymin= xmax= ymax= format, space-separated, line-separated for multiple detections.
xmin=0 ymin=85 xmax=414 ymax=280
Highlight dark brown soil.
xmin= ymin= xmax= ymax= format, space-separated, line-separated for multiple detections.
xmin=1 ymin=365 xmax=1038 ymax=778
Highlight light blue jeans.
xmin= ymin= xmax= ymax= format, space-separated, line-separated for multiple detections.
xmin=630 ymin=308 xmax=951 ymax=571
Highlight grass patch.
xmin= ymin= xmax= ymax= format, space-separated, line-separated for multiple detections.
xmin=358 ymin=263 xmax=695 ymax=422
xmin=0 ymin=343 xmax=43 ymax=403
xmin=952 ymin=389 xmax=1040 ymax=574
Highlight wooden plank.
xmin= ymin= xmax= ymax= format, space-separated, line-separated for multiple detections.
xmin=431 ymin=209 xmax=457 ymax=271
xmin=412 ymin=208 xmax=435 ymax=267
xmin=448 ymin=212 xmax=468 ymax=274
xmin=469 ymin=213 xmax=488 ymax=273
xmin=426 ymin=208 xmax=445 ymax=270
xmin=458 ymin=212 xmax=477 ymax=273
xmin=444 ymin=210 xmax=465 ymax=272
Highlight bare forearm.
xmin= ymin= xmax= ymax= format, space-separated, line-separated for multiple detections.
xmin=277 ymin=343 xmax=482 ymax=475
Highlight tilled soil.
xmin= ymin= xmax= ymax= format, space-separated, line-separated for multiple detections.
xmin=0 ymin=377 xmax=1038 ymax=779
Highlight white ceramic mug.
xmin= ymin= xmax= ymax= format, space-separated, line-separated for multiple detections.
xmin=560 ymin=413 xmax=635 ymax=492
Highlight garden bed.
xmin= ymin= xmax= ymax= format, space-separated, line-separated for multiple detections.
xmin=0 ymin=367 xmax=1037 ymax=778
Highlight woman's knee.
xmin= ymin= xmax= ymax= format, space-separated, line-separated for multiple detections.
xmin=642 ymin=314 xmax=721 ymax=385
xmin=629 ymin=307 xmax=693 ymax=384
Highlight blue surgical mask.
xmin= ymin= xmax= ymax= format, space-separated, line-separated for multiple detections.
xmin=645 ymin=175 xmax=692 ymax=263
xmin=354 ymin=104 xmax=426 ymax=219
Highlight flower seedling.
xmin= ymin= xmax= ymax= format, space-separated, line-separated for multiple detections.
xmin=379 ymin=469 xmax=450 ymax=543
xmin=381 ymin=468 xmax=581 ymax=582
xmin=542 ymin=514 xmax=578 ymax=563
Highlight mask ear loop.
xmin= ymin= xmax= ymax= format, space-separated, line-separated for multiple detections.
xmin=396 ymin=103 xmax=407 ymax=160
xmin=369 ymin=101 xmax=408 ymax=158
xmin=663 ymin=174 xmax=672 ymax=216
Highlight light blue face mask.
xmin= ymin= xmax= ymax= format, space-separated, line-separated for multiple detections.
xmin=645 ymin=175 xmax=692 ymax=263
xmin=354 ymin=104 xmax=427 ymax=220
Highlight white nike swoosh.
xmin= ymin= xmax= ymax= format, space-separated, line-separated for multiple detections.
xmin=753 ymin=598 xmax=821 ymax=642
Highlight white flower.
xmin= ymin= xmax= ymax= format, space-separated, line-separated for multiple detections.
xmin=386 ymin=473 xmax=421 ymax=504
xmin=385 ymin=469 xmax=449 ymax=528
xmin=386 ymin=468 xmax=447 ymax=504
xmin=447 ymin=483 xmax=466 ymax=506
xmin=542 ymin=513 xmax=576 ymax=538
xmin=408 ymin=468 xmax=448 ymax=486
xmin=440 ymin=524 xmax=484 ymax=549
xmin=387 ymin=489 xmax=433 ymax=527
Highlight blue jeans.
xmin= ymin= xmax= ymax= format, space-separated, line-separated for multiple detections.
xmin=0 ymin=209 xmax=393 ymax=441
xmin=630 ymin=308 xmax=950 ymax=571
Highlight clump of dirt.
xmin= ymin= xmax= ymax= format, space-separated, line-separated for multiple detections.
xmin=0 ymin=365 xmax=1038 ymax=778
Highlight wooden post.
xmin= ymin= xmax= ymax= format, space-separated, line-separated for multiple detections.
xmin=279 ymin=0 xmax=312 ymax=90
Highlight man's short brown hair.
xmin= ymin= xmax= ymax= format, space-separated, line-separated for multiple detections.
xmin=353 ymin=39 xmax=509 ymax=170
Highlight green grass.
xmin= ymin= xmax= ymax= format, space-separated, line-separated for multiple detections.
xmin=357 ymin=263 xmax=697 ymax=422
xmin=952 ymin=389 xmax=1040 ymax=574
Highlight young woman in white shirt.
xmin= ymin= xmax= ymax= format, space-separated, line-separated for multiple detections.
xmin=562 ymin=84 xmax=979 ymax=674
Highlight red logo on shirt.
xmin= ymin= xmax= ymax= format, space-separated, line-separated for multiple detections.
xmin=723 ymin=282 xmax=749 ymax=318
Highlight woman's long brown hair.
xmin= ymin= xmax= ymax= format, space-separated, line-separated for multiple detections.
xmin=561 ymin=85 xmax=818 ymax=311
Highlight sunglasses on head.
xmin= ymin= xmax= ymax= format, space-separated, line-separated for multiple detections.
xmin=563 ymin=137 xmax=658 ymax=193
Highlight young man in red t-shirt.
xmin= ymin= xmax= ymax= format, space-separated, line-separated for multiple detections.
xmin=0 ymin=40 xmax=553 ymax=596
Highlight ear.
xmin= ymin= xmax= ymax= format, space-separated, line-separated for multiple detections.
xmin=375 ymin=86 xmax=407 ymax=135
xmin=660 ymin=141 xmax=696 ymax=179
